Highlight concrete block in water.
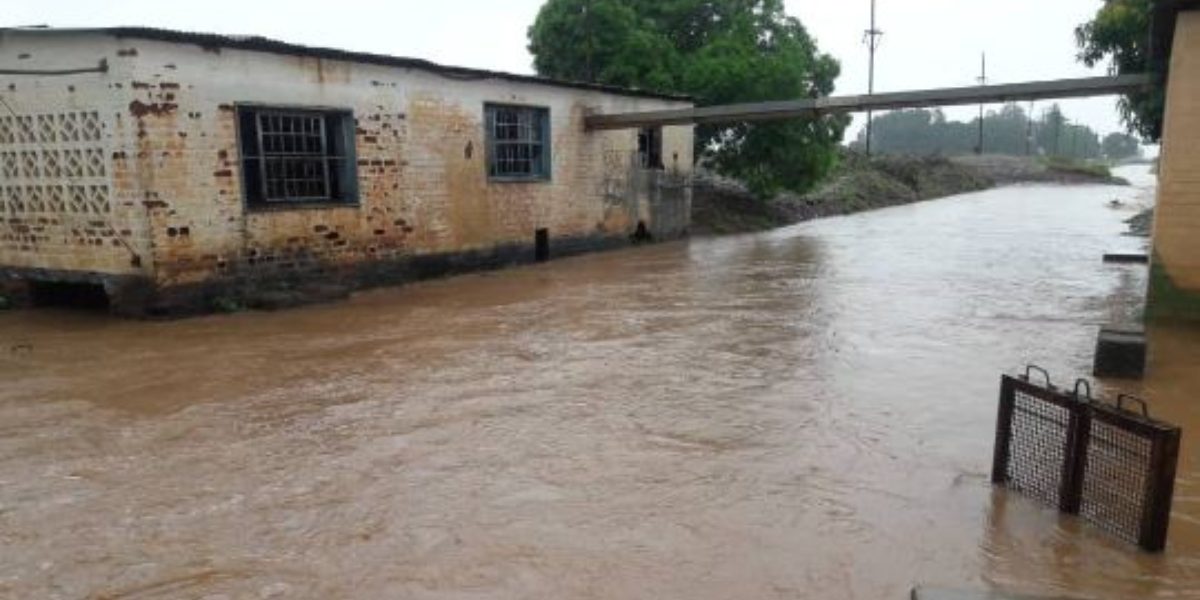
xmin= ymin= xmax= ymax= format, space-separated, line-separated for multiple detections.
xmin=1093 ymin=327 xmax=1147 ymax=379
xmin=912 ymin=587 xmax=1092 ymax=600
xmin=1102 ymin=253 xmax=1149 ymax=264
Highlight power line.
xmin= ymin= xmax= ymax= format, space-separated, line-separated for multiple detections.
xmin=863 ymin=0 xmax=883 ymax=155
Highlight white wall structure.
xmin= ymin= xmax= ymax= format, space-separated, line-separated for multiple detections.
xmin=0 ymin=28 xmax=694 ymax=314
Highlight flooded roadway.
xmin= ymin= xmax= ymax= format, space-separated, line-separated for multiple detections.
xmin=2 ymin=166 xmax=1198 ymax=599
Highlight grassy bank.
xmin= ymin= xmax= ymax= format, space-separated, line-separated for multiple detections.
xmin=950 ymin=154 xmax=1128 ymax=186
xmin=692 ymin=152 xmax=1128 ymax=235
xmin=692 ymin=153 xmax=992 ymax=234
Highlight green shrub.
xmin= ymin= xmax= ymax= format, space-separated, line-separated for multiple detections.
xmin=1041 ymin=156 xmax=1113 ymax=179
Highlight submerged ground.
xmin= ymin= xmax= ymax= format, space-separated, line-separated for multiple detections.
xmin=1 ymin=166 xmax=1197 ymax=599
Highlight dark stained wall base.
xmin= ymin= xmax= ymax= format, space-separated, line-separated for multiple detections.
xmin=1147 ymin=254 xmax=1200 ymax=322
xmin=0 ymin=276 xmax=32 ymax=309
xmin=2 ymin=231 xmax=670 ymax=318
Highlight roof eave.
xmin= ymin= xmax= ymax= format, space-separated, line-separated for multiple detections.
xmin=0 ymin=26 xmax=693 ymax=104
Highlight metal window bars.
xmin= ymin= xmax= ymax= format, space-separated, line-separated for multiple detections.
xmin=256 ymin=111 xmax=332 ymax=202
xmin=487 ymin=106 xmax=547 ymax=179
xmin=992 ymin=366 xmax=1181 ymax=552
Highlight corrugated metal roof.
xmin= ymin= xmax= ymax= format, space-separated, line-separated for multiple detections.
xmin=0 ymin=26 xmax=692 ymax=102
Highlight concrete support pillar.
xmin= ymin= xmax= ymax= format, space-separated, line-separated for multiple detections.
xmin=1149 ymin=11 xmax=1200 ymax=320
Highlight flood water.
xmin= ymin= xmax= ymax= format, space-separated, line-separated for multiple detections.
xmin=2 ymin=166 xmax=1198 ymax=599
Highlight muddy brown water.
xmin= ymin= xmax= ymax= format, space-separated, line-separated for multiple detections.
xmin=2 ymin=167 xmax=1198 ymax=599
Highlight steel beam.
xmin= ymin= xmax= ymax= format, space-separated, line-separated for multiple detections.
xmin=585 ymin=74 xmax=1154 ymax=130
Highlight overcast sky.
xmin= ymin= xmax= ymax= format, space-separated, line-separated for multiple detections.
xmin=5 ymin=0 xmax=1133 ymax=140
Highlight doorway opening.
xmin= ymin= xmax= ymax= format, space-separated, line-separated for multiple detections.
xmin=535 ymin=228 xmax=550 ymax=262
xmin=631 ymin=221 xmax=652 ymax=243
xmin=637 ymin=127 xmax=663 ymax=170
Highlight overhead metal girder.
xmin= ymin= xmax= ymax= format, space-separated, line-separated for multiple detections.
xmin=585 ymin=73 xmax=1155 ymax=130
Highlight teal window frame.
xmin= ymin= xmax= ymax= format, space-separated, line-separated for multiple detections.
xmin=484 ymin=103 xmax=551 ymax=182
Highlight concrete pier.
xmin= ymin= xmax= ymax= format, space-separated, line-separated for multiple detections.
xmin=1093 ymin=326 xmax=1148 ymax=379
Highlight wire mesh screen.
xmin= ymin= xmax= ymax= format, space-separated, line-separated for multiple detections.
xmin=1079 ymin=418 xmax=1153 ymax=544
xmin=257 ymin=112 xmax=331 ymax=201
xmin=992 ymin=371 xmax=1181 ymax=552
xmin=1005 ymin=389 xmax=1071 ymax=507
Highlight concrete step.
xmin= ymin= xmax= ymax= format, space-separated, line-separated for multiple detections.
xmin=1102 ymin=253 xmax=1149 ymax=264
xmin=1093 ymin=326 xmax=1148 ymax=379
xmin=912 ymin=587 xmax=1093 ymax=600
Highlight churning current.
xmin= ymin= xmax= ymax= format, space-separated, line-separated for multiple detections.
xmin=2 ymin=166 xmax=1197 ymax=599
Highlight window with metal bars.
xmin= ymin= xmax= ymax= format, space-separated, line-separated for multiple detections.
xmin=236 ymin=106 xmax=358 ymax=207
xmin=485 ymin=104 xmax=550 ymax=181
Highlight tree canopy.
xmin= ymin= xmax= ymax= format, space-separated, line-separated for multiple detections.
xmin=1075 ymin=0 xmax=1163 ymax=142
xmin=850 ymin=104 xmax=1137 ymax=162
xmin=528 ymin=0 xmax=847 ymax=198
xmin=1102 ymin=131 xmax=1143 ymax=161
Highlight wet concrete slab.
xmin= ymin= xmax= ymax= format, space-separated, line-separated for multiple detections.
xmin=1102 ymin=252 xmax=1149 ymax=264
xmin=913 ymin=587 xmax=1093 ymax=600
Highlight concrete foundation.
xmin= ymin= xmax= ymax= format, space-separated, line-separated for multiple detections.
xmin=913 ymin=587 xmax=1092 ymax=600
xmin=1093 ymin=326 xmax=1148 ymax=379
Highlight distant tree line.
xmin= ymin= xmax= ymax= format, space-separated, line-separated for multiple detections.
xmin=851 ymin=103 xmax=1143 ymax=162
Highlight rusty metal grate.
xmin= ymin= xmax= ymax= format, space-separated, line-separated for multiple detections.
xmin=1005 ymin=388 xmax=1072 ymax=507
xmin=992 ymin=367 xmax=1181 ymax=552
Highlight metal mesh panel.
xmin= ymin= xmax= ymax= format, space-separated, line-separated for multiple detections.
xmin=1080 ymin=419 xmax=1153 ymax=544
xmin=1005 ymin=390 xmax=1070 ymax=507
xmin=992 ymin=372 xmax=1181 ymax=552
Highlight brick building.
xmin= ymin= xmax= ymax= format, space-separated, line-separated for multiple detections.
xmin=0 ymin=28 xmax=694 ymax=315
xmin=1149 ymin=1 xmax=1200 ymax=320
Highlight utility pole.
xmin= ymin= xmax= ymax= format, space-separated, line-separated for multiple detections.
xmin=863 ymin=0 xmax=883 ymax=155
xmin=1026 ymin=100 xmax=1035 ymax=156
xmin=1056 ymin=115 xmax=1065 ymax=157
xmin=976 ymin=52 xmax=987 ymax=155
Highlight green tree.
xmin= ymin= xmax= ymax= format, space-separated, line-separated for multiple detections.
xmin=1038 ymin=105 xmax=1069 ymax=157
xmin=1076 ymin=0 xmax=1163 ymax=142
xmin=528 ymin=0 xmax=847 ymax=197
xmin=982 ymin=104 xmax=1034 ymax=156
xmin=1060 ymin=123 xmax=1102 ymax=160
xmin=528 ymin=0 xmax=679 ymax=90
xmin=1102 ymin=131 xmax=1143 ymax=161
